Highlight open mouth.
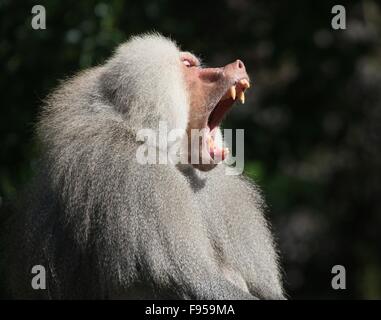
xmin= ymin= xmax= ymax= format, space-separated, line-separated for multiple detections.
xmin=208 ymin=78 xmax=250 ymax=131
xmin=205 ymin=78 xmax=250 ymax=161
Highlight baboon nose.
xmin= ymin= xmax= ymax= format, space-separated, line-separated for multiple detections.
xmin=236 ymin=59 xmax=245 ymax=69
xmin=223 ymin=59 xmax=249 ymax=84
xmin=226 ymin=59 xmax=247 ymax=73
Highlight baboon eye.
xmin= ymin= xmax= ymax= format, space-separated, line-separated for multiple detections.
xmin=182 ymin=59 xmax=194 ymax=67
xmin=183 ymin=59 xmax=192 ymax=68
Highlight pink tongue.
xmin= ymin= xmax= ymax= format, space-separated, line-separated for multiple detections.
xmin=207 ymin=130 xmax=226 ymax=161
xmin=209 ymin=146 xmax=226 ymax=161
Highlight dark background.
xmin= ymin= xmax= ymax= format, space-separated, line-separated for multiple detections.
xmin=1 ymin=0 xmax=380 ymax=299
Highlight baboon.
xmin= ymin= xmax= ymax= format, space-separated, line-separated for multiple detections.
xmin=1 ymin=34 xmax=284 ymax=299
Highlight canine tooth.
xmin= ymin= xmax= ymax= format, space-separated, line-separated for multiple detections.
xmin=230 ymin=86 xmax=236 ymax=100
xmin=238 ymin=91 xmax=245 ymax=104
xmin=239 ymin=79 xmax=250 ymax=89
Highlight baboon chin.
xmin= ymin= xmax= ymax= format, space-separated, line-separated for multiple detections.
xmin=1 ymin=33 xmax=285 ymax=300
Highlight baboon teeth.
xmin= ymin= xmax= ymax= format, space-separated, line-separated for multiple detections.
xmin=230 ymin=86 xmax=236 ymax=100
xmin=238 ymin=91 xmax=245 ymax=104
xmin=221 ymin=80 xmax=249 ymax=103
xmin=222 ymin=85 xmax=237 ymax=100
xmin=239 ymin=79 xmax=250 ymax=89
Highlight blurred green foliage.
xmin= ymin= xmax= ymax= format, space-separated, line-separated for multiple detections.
xmin=1 ymin=0 xmax=380 ymax=299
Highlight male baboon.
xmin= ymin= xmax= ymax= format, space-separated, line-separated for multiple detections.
xmin=1 ymin=34 xmax=284 ymax=299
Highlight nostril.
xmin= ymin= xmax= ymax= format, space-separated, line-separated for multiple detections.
xmin=237 ymin=60 xmax=244 ymax=69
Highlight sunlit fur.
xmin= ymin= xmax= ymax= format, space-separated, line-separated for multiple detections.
xmin=101 ymin=34 xmax=189 ymax=137
xmin=1 ymin=34 xmax=284 ymax=299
